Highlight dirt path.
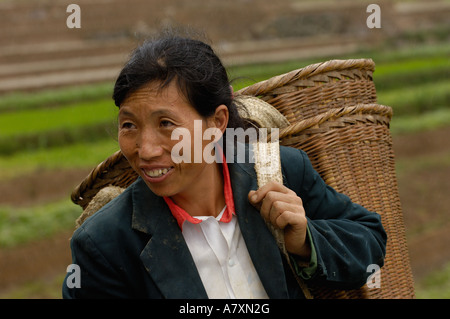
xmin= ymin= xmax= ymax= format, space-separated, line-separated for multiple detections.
xmin=0 ymin=230 xmax=73 ymax=296
xmin=394 ymin=127 xmax=450 ymax=282
xmin=0 ymin=168 xmax=91 ymax=208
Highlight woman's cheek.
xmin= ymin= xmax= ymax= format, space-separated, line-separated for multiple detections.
xmin=118 ymin=133 xmax=137 ymax=160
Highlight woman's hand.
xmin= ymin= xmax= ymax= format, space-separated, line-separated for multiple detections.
xmin=248 ymin=181 xmax=311 ymax=259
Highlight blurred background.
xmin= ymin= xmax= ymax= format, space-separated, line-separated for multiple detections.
xmin=0 ymin=0 xmax=449 ymax=298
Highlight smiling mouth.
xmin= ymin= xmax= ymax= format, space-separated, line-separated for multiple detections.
xmin=143 ymin=167 xmax=174 ymax=178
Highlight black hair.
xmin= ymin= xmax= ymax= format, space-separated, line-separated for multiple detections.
xmin=112 ymin=33 xmax=245 ymax=129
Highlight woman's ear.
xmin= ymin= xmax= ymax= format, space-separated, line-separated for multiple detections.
xmin=211 ymin=105 xmax=229 ymax=134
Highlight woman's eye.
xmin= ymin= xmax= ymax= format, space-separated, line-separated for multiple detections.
xmin=160 ymin=120 xmax=174 ymax=128
xmin=121 ymin=122 xmax=136 ymax=129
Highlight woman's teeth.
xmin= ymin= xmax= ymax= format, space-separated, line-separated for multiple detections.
xmin=145 ymin=168 xmax=171 ymax=178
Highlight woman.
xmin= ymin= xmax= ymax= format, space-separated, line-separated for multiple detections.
xmin=63 ymin=34 xmax=386 ymax=299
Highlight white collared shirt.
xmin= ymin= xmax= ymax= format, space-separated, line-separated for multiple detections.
xmin=181 ymin=206 xmax=269 ymax=299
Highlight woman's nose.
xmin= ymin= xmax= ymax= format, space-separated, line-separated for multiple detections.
xmin=137 ymin=130 xmax=164 ymax=161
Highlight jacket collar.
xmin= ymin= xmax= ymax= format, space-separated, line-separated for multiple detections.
xmin=131 ymin=144 xmax=289 ymax=298
xmin=131 ymin=178 xmax=208 ymax=298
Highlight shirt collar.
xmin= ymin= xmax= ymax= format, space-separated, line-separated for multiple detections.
xmin=163 ymin=152 xmax=236 ymax=230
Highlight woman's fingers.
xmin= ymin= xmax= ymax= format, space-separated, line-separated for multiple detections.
xmin=248 ymin=181 xmax=295 ymax=206
xmin=261 ymin=193 xmax=302 ymax=227
xmin=248 ymin=181 xmax=309 ymax=257
xmin=248 ymin=181 xmax=304 ymax=228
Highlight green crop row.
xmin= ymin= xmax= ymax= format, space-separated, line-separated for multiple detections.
xmin=374 ymin=59 xmax=450 ymax=91
xmin=0 ymin=199 xmax=82 ymax=248
xmin=0 ymin=138 xmax=119 ymax=181
xmin=0 ymin=99 xmax=117 ymax=137
xmin=0 ymin=99 xmax=118 ymax=155
xmin=0 ymin=122 xmax=116 ymax=155
xmin=378 ymin=80 xmax=450 ymax=116
xmin=0 ymin=83 xmax=113 ymax=113
xmin=390 ymin=107 xmax=450 ymax=136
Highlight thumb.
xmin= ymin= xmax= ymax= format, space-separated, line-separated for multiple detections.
xmin=248 ymin=190 xmax=261 ymax=210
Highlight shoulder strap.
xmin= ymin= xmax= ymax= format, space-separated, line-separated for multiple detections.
xmin=253 ymin=141 xmax=313 ymax=299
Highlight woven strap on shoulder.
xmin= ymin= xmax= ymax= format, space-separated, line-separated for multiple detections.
xmin=253 ymin=141 xmax=313 ymax=299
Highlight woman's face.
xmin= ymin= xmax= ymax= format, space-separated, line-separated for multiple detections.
xmin=118 ymin=80 xmax=226 ymax=198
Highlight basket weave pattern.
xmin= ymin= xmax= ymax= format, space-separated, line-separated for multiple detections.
xmin=238 ymin=59 xmax=415 ymax=299
xmin=71 ymin=150 xmax=137 ymax=210
xmin=281 ymin=104 xmax=412 ymax=298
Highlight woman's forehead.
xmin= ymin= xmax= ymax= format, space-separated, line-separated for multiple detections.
xmin=119 ymin=80 xmax=200 ymax=120
xmin=122 ymin=81 xmax=188 ymax=107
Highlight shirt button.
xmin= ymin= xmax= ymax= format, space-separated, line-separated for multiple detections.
xmin=228 ymin=258 xmax=235 ymax=267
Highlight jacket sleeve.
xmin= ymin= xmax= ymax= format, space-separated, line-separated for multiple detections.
xmin=281 ymin=147 xmax=387 ymax=289
xmin=62 ymin=226 xmax=130 ymax=299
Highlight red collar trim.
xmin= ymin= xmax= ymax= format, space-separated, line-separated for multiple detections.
xmin=164 ymin=153 xmax=235 ymax=230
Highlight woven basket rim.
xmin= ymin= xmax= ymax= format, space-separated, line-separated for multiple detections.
xmin=71 ymin=150 xmax=128 ymax=207
xmin=278 ymin=103 xmax=393 ymax=139
xmin=237 ymin=58 xmax=375 ymax=97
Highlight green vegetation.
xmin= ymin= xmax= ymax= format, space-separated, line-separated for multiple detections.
xmin=390 ymin=107 xmax=450 ymax=135
xmin=0 ymin=274 xmax=65 ymax=299
xmin=0 ymin=99 xmax=118 ymax=154
xmin=0 ymin=139 xmax=119 ymax=180
xmin=0 ymin=199 xmax=81 ymax=248
xmin=378 ymin=80 xmax=450 ymax=116
xmin=0 ymin=100 xmax=117 ymax=138
xmin=415 ymin=262 xmax=450 ymax=299
xmin=0 ymin=83 xmax=113 ymax=113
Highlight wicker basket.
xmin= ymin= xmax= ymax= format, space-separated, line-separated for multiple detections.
xmin=71 ymin=58 xmax=415 ymax=299
xmin=237 ymin=59 xmax=415 ymax=299
xmin=281 ymin=104 xmax=413 ymax=299
xmin=71 ymin=150 xmax=137 ymax=210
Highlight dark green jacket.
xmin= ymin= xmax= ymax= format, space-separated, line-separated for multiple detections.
xmin=62 ymin=146 xmax=386 ymax=298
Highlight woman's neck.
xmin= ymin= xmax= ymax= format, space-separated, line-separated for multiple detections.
xmin=170 ymin=162 xmax=225 ymax=218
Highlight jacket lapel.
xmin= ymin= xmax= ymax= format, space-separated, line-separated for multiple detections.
xmin=228 ymin=158 xmax=290 ymax=298
xmin=131 ymin=178 xmax=208 ymax=299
